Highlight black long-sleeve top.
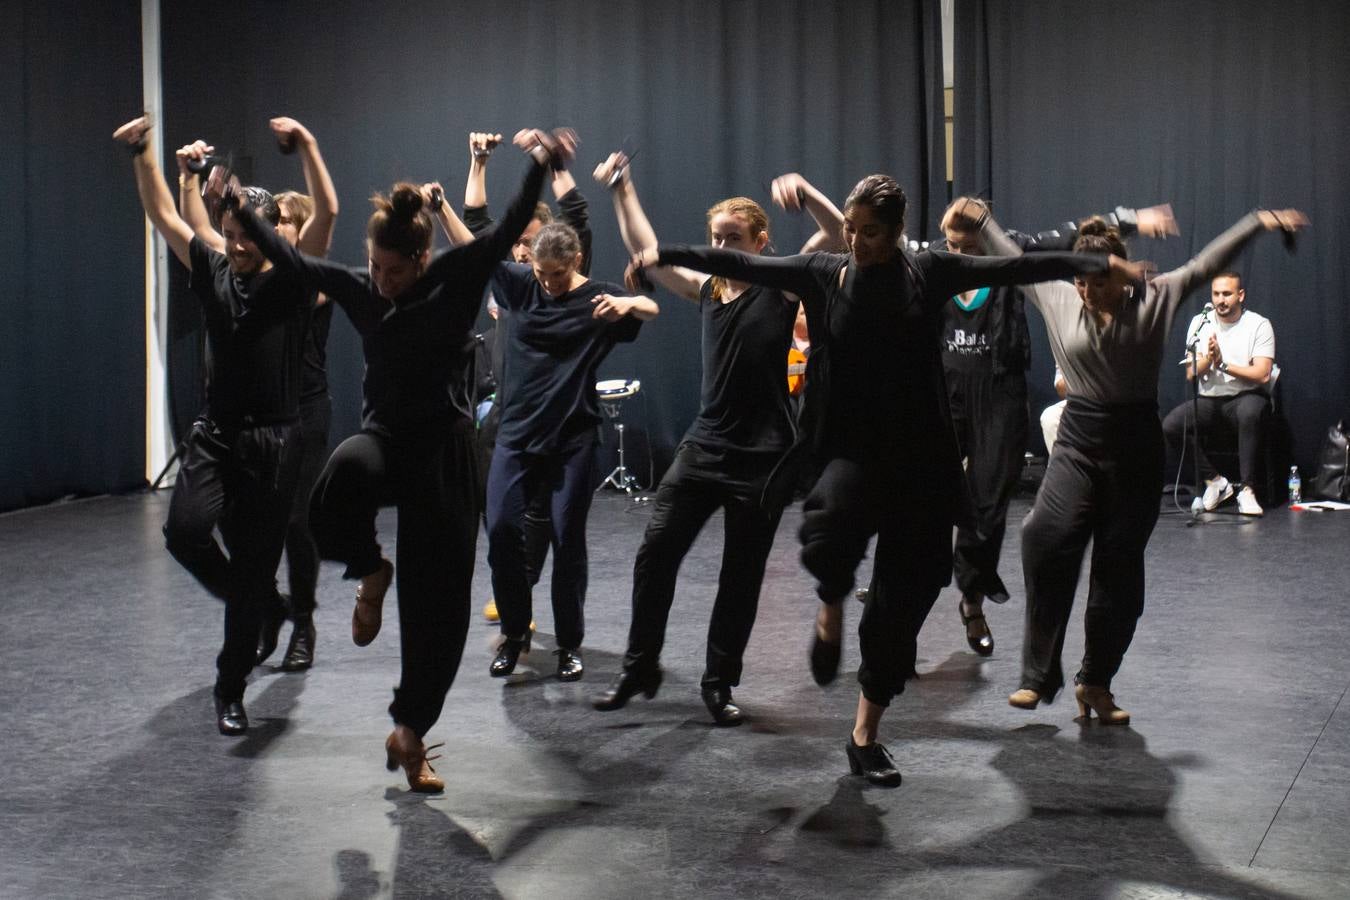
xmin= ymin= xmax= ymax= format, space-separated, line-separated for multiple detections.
xmin=187 ymin=237 xmax=312 ymax=429
xmin=464 ymin=187 xmax=593 ymax=275
xmin=236 ymin=160 xmax=548 ymax=440
xmin=655 ymin=244 xmax=1111 ymax=522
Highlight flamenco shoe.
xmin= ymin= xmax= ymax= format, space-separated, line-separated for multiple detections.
xmin=255 ymin=591 xmax=290 ymax=665
xmin=701 ymin=687 xmax=745 ymax=727
xmin=1008 ymin=688 xmax=1041 ymax=709
xmin=214 ymin=693 xmax=248 ymax=736
xmin=846 ymin=736 xmax=901 ymax=787
xmin=810 ymin=603 xmax=843 ymax=686
xmin=490 ymin=635 xmax=530 ymax=677
xmin=385 ymin=726 xmax=445 ymax=794
xmin=592 ymin=668 xmax=663 ymax=710
xmin=1075 ymin=683 xmax=1131 ymax=725
xmin=960 ymin=599 xmax=994 ymax=657
xmin=352 ymin=559 xmax=393 ymax=647
xmin=280 ymin=615 xmax=316 ymax=671
xmin=556 ymin=648 xmax=584 ymax=682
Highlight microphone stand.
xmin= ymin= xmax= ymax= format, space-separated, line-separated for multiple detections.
xmin=1186 ymin=307 xmax=1211 ymax=522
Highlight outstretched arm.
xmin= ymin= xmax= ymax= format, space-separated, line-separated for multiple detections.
xmin=269 ymin=117 xmax=339 ymax=257
xmin=632 ymin=244 xmax=827 ymax=300
xmin=113 ymin=116 xmax=194 ymax=269
xmin=174 ymin=139 xmax=225 ymax=252
xmin=1154 ymin=210 xmax=1307 ymax=307
xmin=772 ymin=173 xmax=846 ymax=253
xmin=593 ymin=152 xmax=704 ymax=301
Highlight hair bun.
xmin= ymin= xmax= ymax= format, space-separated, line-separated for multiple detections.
xmin=1077 ymin=216 xmax=1118 ymax=239
xmin=389 ymin=183 xmax=424 ymax=221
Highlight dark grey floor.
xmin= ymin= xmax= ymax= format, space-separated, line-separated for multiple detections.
xmin=2 ymin=487 xmax=1349 ymax=899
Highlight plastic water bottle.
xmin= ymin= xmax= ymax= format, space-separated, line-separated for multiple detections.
xmin=1288 ymin=466 xmax=1302 ymax=504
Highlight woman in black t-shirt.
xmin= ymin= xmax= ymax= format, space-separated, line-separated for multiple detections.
xmin=590 ymin=156 xmax=843 ymax=725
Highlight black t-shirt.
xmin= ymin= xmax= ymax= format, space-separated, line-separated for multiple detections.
xmin=300 ymin=298 xmax=334 ymax=401
xmin=941 ymin=287 xmax=995 ymax=373
xmin=684 ymin=280 xmax=797 ymax=454
xmin=187 ymin=237 xmax=310 ymax=427
xmin=492 ymin=263 xmax=642 ymax=453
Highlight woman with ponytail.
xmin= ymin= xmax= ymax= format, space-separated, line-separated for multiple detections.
xmin=230 ymin=128 xmax=570 ymax=792
xmin=590 ymin=157 xmax=842 ymax=725
xmin=966 ymin=202 xmax=1307 ymax=725
xmin=629 ymin=173 xmax=1144 ymax=786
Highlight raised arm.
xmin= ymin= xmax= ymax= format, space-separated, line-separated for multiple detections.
xmin=1154 ymin=210 xmax=1306 ymax=305
xmin=421 ymin=182 xmax=475 ymax=246
xmin=462 ymin=130 xmax=499 ymax=229
xmin=771 ymin=173 xmax=846 ymax=253
xmin=269 ymin=117 xmax=339 ymax=257
xmin=593 ymin=152 xmax=704 ymax=301
xmin=113 ymin=116 xmax=194 ymax=269
xmin=174 ymin=139 xmax=225 ymax=252
xmin=552 ymin=164 xmax=594 ymax=276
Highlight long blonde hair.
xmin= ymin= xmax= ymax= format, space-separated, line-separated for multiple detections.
xmin=706 ymin=197 xmax=769 ymax=300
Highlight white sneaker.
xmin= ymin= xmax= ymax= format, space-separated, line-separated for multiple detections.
xmin=1202 ymin=475 xmax=1234 ymax=511
xmin=1236 ymin=486 xmax=1264 ymax=516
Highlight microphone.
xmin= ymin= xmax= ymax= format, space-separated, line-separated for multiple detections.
xmin=1188 ymin=303 xmax=1213 ymax=349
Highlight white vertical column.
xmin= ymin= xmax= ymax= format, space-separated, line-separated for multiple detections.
xmin=141 ymin=0 xmax=173 ymax=485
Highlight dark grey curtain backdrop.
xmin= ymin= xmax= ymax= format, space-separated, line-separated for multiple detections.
xmin=0 ymin=2 xmax=147 ymax=512
xmin=160 ymin=0 xmax=946 ymax=481
xmin=953 ymin=0 xmax=1350 ymax=470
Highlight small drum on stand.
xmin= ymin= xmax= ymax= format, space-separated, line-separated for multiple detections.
xmin=596 ymin=378 xmax=643 ymax=498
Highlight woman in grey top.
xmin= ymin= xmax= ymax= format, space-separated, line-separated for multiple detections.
xmin=966 ymin=201 xmax=1306 ymax=723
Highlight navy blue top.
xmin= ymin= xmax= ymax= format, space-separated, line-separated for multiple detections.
xmin=491 ymin=263 xmax=642 ymax=453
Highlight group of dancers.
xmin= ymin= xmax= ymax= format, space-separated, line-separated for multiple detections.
xmin=114 ymin=112 xmax=1306 ymax=792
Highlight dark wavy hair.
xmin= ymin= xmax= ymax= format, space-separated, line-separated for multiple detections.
xmin=1073 ymin=216 xmax=1127 ymax=259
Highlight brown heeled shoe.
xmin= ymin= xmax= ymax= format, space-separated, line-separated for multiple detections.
xmin=352 ymin=559 xmax=393 ymax=647
xmin=1008 ymin=688 xmax=1041 ymax=709
xmin=1075 ymin=683 xmax=1130 ymax=725
xmin=385 ymin=726 xmax=445 ymax=794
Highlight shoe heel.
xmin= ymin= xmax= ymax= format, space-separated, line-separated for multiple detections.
xmin=386 ymin=751 xmax=398 ymax=772
xmin=846 ymin=746 xmax=863 ymax=776
xmin=1076 ymin=699 xmax=1091 ymax=719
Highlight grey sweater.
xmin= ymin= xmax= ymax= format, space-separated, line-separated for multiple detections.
xmin=979 ymin=213 xmax=1265 ymax=405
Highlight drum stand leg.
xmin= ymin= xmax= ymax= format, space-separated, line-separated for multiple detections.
xmin=598 ymin=407 xmax=647 ymax=501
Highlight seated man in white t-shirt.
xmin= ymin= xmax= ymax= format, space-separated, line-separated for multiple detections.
xmin=1162 ymin=272 xmax=1276 ymax=515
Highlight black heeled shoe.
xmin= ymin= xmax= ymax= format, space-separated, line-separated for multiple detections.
xmin=701 ymin=687 xmax=744 ymax=727
xmin=556 ymin=648 xmax=584 ymax=682
xmin=214 ymin=694 xmax=248 ymax=736
xmin=490 ymin=636 xmax=530 ymax=677
xmin=255 ymin=592 xmax=290 ymax=665
xmin=960 ymin=601 xmax=994 ymax=657
xmin=592 ymin=668 xmax=663 ymax=710
xmin=846 ymin=736 xmax=901 ymax=787
xmin=281 ymin=615 xmax=316 ymax=671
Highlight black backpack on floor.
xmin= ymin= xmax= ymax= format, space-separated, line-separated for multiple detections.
xmin=1312 ymin=421 xmax=1349 ymax=501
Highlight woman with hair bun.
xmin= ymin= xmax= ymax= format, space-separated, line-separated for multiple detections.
xmin=231 ymin=128 xmax=569 ymax=792
xmin=630 ymin=173 xmax=1143 ymax=786
xmin=968 ymin=202 xmax=1308 ymax=725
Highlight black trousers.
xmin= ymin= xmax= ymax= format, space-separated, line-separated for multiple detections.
xmin=1019 ymin=400 xmax=1163 ymax=700
xmin=308 ymin=427 xmax=479 ymax=737
xmin=947 ymin=369 xmax=1027 ymax=602
xmin=799 ymin=455 xmax=951 ymax=707
xmin=1161 ymin=391 xmax=1269 ymax=490
xmin=164 ymin=418 xmax=300 ymax=702
xmin=622 ymin=442 xmax=784 ymax=690
xmin=486 ymin=433 xmax=597 ymax=649
xmin=477 ymin=402 xmax=551 ymax=590
xmin=282 ymin=394 xmax=331 ymax=617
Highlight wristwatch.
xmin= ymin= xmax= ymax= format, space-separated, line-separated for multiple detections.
xmin=1217 ymin=360 xmax=1230 ymax=373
